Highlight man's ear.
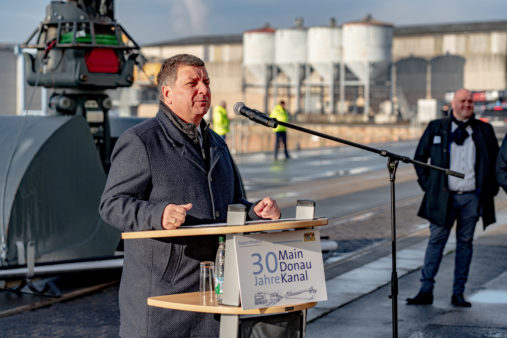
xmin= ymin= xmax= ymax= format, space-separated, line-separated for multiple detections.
xmin=161 ymin=84 xmax=171 ymax=103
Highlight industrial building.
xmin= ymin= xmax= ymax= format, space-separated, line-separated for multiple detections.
xmin=135 ymin=17 xmax=507 ymax=123
xmin=2 ymin=17 xmax=507 ymax=122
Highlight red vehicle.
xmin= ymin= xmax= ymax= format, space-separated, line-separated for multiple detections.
xmin=477 ymin=104 xmax=507 ymax=142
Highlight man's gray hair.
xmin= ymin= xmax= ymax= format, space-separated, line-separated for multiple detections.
xmin=156 ymin=54 xmax=205 ymax=100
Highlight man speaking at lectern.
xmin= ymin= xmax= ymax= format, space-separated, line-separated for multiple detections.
xmin=100 ymin=54 xmax=280 ymax=337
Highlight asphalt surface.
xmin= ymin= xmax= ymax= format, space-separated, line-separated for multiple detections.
xmin=2 ymin=143 xmax=507 ymax=337
xmin=3 ymin=205 xmax=507 ymax=337
xmin=307 ymin=207 xmax=507 ymax=338
xmin=0 ymin=277 xmax=121 ymax=337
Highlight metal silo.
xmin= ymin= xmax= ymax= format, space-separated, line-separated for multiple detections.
xmin=431 ymin=55 xmax=465 ymax=101
xmin=243 ymin=27 xmax=275 ymax=84
xmin=274 ymin=18 xmax=307 ymax=113
xmin=275 ymin=21 xmax=307 ymax=85
xmin=307 ymin=25 xmax=341 ymax=82
xmin=307 ymin=21 xmax=342 ymax=113
xmin=342 ymin=16 xmax=393 ymax=117
xmin=395 ymin=56 xmax=428 ymax=112
xmin=342 ymin=17 xmax=393 ymax=82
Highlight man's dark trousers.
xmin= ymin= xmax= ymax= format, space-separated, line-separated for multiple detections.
xmin=420 ymin=192 xmax=480 ymax=295
xmin=274 ymin=131 xmax=289 ymax=160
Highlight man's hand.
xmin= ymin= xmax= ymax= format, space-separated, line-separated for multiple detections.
xmin=162 ymin=203 xmax=192 ymax=229
xmin=253 ymin=197 xmax=281 ymax=220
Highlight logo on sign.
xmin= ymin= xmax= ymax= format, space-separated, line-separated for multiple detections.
xmin=304 ymin=232 xmax=315 ymax=241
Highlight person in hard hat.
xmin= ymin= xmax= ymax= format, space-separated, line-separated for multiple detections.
xmin=269 ymin=100 xmax=290 ymax=160
xmin=212 ymin=101 xmax=229 ymax=140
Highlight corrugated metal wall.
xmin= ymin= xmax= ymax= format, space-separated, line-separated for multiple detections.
xmin=0 ymin=47 xmax=18 ymax=114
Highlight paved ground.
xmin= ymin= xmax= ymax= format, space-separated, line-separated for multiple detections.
xmin=2 ymin=142 xmax=507 ymax=337
xmin=2 ymin=208 xmax=507 ymax=337
xmin=0 ymin=271 xmax=121 ymax=337
xmin=307 ymin=207 xmax=507 ymax=338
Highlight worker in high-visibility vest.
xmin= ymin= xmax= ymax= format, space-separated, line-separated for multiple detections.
xmin=269 ymin=100 xmax=290 ymax=160
xmin=212 ymin=101 xmax=229 ymax=140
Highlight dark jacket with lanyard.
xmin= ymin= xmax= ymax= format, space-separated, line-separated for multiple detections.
xmin=414 ymin=114 xmax=499 ymax=228
xmin=100 ymin=102 xmax=258 ymax=337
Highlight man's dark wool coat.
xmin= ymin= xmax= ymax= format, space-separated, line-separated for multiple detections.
xmin=100 ymin=108 xmax=253 ymax=337
xmin=414 ymin=115 xmax=499 ymax=228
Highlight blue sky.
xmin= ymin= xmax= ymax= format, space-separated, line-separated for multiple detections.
xmin=1 ymin=0 xmax=507 ymax=45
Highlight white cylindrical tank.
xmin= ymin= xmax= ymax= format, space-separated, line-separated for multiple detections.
xmin=307 ymin=26 xmax=341 ymax=64
xmin=243 ymin=27 xmax=275 ymax=83
xmin=307 ymin=25 xmax=342 ymax=82
xmin=275 ymin=28 xmax=307 ymax=64
xmin=342 ymin=17 xmax=393 ymax=81
xmin=275 ymin=27 xmax=307 ymax=84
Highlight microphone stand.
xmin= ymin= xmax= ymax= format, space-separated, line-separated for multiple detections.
xmin=263 ymin=118 xmax=463 ymax=338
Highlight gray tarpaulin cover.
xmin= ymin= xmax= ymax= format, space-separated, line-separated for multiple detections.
xmin=0 ymin=115 xmax=120 ymax=267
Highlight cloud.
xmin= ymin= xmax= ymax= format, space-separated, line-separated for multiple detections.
xmin=169 ymin=0 xmax=211 ymax=37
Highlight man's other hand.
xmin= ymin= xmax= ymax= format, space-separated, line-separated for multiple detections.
xmin=254 ymin=197 xmax=281 ymax=220
xmin=162 ymin=203 xmax=192 ymax=229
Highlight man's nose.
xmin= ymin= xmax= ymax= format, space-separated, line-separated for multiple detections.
xmin=197 ymin=81 xmax=209 ymax=94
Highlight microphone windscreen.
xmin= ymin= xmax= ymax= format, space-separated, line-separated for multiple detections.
xmin=233 ymin=102 xmax=245 ymax=115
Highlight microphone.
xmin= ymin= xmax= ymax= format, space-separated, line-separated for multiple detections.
xmin=233 ymin=102 xmax=278 ymax=128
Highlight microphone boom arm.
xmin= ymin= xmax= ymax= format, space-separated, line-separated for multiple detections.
xmin=271 ymin=118 xmax=464 ymax=179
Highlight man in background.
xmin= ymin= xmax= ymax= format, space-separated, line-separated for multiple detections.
xmin=406 ymin=88 xmax=499 ymax=307
xmin=212 ymin=100 xmax=229 ymax=140
xmin=269 ymin=100 xmax=290 ymax=160
xmin=496 ymin=134 xmax=507 ymax=192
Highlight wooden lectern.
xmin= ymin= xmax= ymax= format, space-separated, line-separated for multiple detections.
xmin=122 ymin=217 xmax=328 ymax=338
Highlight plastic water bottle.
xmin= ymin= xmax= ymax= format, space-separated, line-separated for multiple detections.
xmin=215 ymin=236 xmax=225 ymax=304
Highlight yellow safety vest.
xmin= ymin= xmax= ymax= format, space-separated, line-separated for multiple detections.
xmin=212 ymin=105 xmax=229 ymax=136
xmin=269 ymin=104 xmax=289 ymax=132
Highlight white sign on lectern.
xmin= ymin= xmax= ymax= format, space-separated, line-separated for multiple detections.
xmin=234 ymin=229 xmax=327 ymax=310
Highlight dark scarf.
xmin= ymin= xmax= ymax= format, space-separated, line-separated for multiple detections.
xmin=160 ymin=101 xmax=210 ymax=161
xmin=450 ymin=112 xmax=474 ymax=146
